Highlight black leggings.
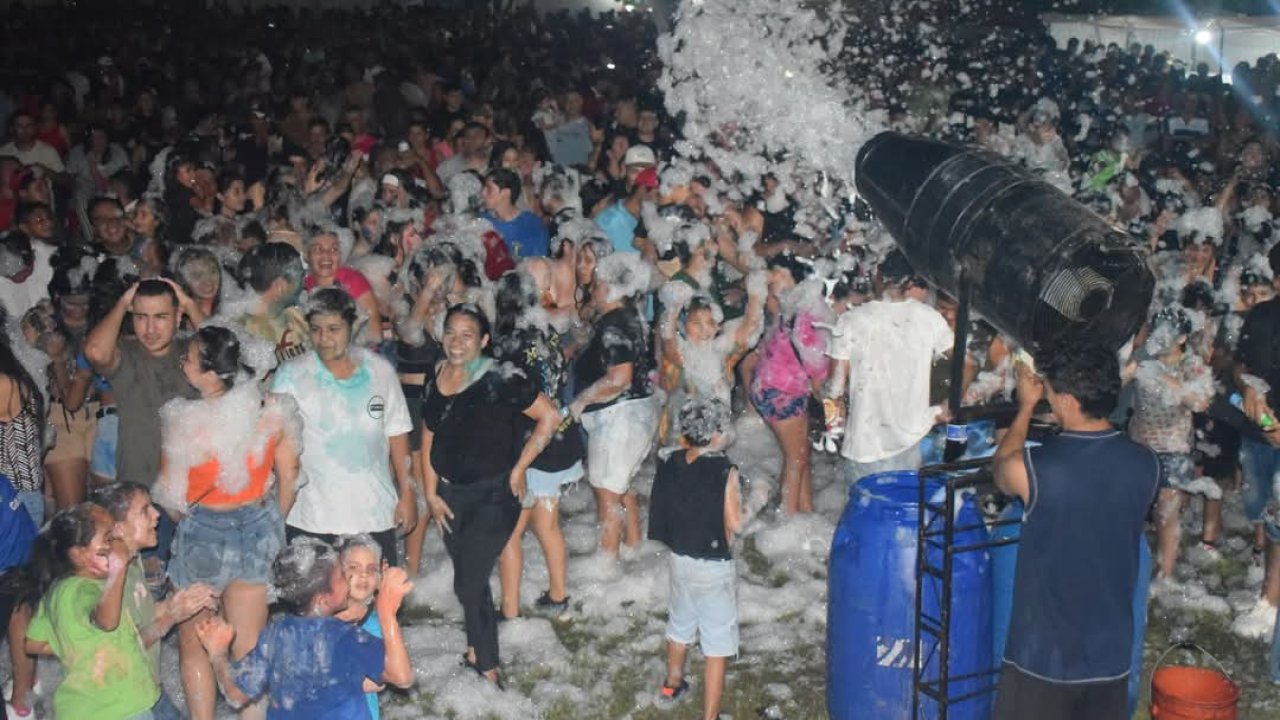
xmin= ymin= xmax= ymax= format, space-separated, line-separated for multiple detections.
xmin=438 ymin=475 xmax=521 ymax=673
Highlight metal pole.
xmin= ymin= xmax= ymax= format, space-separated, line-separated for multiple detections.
xmin=939 ymin=477 xmax=957 ymax=720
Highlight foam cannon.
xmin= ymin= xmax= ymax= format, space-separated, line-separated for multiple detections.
xmin=855 ymin=132 xmax=1154 ymax=459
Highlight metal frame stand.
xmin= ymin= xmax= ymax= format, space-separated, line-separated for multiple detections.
xmin=910 ymin=277 xmax=1020 ymax=719
xmin=910 ymin=458 xmax=1018 ymax=720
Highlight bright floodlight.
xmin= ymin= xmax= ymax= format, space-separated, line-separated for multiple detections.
xmin=1195 ymin=29 xmax=1213 ymax=45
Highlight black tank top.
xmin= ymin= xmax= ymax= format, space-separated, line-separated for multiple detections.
xmin=648 ymin=451 xmax=733 ymax=561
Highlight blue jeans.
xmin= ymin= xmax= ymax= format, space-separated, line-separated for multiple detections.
xmin=1240 ymin=437 xmax=1280 ymax=541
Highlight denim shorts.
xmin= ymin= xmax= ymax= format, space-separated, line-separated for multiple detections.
xmin=522 ymin=461 xmax=584 ymax=509
xmin=666 ymin=553 xmax=739 ymax=658
xmin=1240 ymin=437 xmax=1280 ymax=541
xmin=749 ymin=386 xmax=808 ymax=423
xmin=90 ymin=411 xmax=119 ymax=479
xmin=169 ymin=503 xmax=284 ymax=590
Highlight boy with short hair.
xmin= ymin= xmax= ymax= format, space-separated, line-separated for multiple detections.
xmin=648 ymin=398 xmax=743 ymax=720
xmin=195 ymin=537 xmax=414 ymax=720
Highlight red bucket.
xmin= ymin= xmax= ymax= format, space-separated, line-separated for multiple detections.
xmin=1149 ymin=643 xmax=1239 ymax=720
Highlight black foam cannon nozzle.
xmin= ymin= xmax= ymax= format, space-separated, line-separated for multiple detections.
xmin=854 ymin=132 xmax=1155 ymax=353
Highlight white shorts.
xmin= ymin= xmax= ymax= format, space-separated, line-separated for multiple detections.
xmin=666 ymin=553 xmax=739 ymax=658
xmin=581 ymin=395 xmax=659 ymax=495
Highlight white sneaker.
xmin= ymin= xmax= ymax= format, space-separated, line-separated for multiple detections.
xmin=5 ymin=700 xmax=38 ymax=719
xmin=1230 ymin=598 xmax=1278 ymax=640
xmin=2 ymin=678 xmax=43 ymax=702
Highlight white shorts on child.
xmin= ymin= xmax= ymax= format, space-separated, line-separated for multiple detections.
xmin=666 ymin=553 xmax=739 ymax=658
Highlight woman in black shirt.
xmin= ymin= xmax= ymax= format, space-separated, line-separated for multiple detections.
xmin=419 ymin=304 xmax=560 ymax=687
xmin=567 ymin=253 xmax=660 ymax=558
xmin=491 ymin=272 xmax=586 ymax=620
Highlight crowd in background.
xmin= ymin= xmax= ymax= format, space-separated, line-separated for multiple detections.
xmin=2 ymin=0 xmax=1280 ymax=717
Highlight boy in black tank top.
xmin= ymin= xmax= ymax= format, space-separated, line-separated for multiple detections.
xmin=648 ymin=398 xmax=743 ymax=720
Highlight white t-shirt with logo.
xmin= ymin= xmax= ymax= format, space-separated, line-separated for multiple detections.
xmin=270 ymin=348 xmax=411 ymax=534
xmin=827 ymin=299 xmax=953 ymax=463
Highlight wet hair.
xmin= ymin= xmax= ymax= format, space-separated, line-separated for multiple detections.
xmin=134 ymin=278 xmax=179 ymax=307
xmin=579 ymin=178 xmax=613 ymax=215
xmin=1036 ymin=342 xmax=1121 ymax=420
xmin=493 ymin=271 xmax=538 ymax=339
xmin=236 ymin=242 xmax=303 ymax=293
xmin=0 ymin=230 xmax=34 ymax=274
xmin=217 ymin=167 xmax=245 ymax=194
xmin=1180 ymin=280 xmax=1216 ymax=313
xmin=444 ymin=303 xmax=492 ymax=346
xmin=271 ymin=536 xmax=340 ymax=613
xmin=90 ymin=481 xmax=151 ymax=522
xmin=831 ymin=271 xmax=871 ymax=302
xmin=878 ymin=249 xmax=915 ymax=284
xmin=193 ymin=325 xmax=250 ymax=388
xmin=10 ymin=504 xmax=103 ymax=607
xmin=486 ymin=168 xmax=522 ymax=204
xmin=336 ymin=533 xmax=383 ymax=566
xmin=48 ymin=247 xmax=97 ymax=302
xmin=489 ymin=140 xmax=517 ymax=170
xmin=765 ymin=253 xmax=812 ymax=285
xmin=241 ymin=220 xmax=267 ymax=246
xmin=678 ymin=397 xmax=730 ymax=447
xmin=305 ymin=286 xmax=358 ymax=328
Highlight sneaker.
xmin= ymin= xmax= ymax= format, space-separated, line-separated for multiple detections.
xmin=657 ymin=678 xmax=689 ymax=707
xmin=1230 ymin=598 xmax=1278 ymax=640
xmin=5 ymin=700 xmax=37 ymax=719
xmin=3 ymin=678 xmax=43 ymax=702
xmin=533 ymin=591 xmax=570 ymax=618
xmin=1186 ymin=541 xmax=1223 ymax=567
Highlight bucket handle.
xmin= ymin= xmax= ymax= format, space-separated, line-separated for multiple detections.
xmin=1149 ymin=641 xmax=1237 ymax=699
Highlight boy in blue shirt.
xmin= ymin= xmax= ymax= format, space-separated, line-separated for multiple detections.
xmin=481 ymin=168 xmax=549 ymax=260
xmin=195 ymin=537 xmax=415 ymax=719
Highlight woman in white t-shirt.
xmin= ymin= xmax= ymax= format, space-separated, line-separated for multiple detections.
xmin=269 ymin=288 xmax=417 ymax=565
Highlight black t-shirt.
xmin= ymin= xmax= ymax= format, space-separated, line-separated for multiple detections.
xmin=1238 ymin=298 xmax=1280 ymax=409
xmin=573 ymin=305 xmax=653 ymax=412
xmin=648 ymin=451 xmax=734 ymax=561
xmin=421 ymin=364 xmax=538 ymax=484
xmin=494 ymin=324 xmax=584 ymax=472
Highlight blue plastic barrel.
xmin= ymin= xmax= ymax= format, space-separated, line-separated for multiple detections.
xmin=988 ymin=501 xmax=1151 ymax=714
xmin=828 ymin=471 xmax=993 ymax=720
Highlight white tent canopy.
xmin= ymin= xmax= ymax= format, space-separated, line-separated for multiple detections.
xmin=1042 ymin=14 xmax=1280 ymax=76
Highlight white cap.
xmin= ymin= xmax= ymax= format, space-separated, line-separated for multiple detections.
xmin=623 ymin=145 xmax=656 ymax=167
xmin=381 ymin=173 xmax=401 ymax=188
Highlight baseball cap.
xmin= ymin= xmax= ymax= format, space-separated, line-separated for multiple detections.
xmin=634 ymin=167 xmax=659 ymax=189
xmin=623 ymin=145 xmax=656 ymax=167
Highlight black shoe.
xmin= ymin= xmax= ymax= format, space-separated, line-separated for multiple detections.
xmin=533 ymin=591 xmax=570 ymax=618
xmin=658 ymin=678 xmax=689 ymax=706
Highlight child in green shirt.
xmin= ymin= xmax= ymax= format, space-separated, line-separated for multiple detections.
xmin=23 ymin=504 xmax=166 ymax=720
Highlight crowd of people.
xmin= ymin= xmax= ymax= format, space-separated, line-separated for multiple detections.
xmin=1 ymin=0 xmax=1280 ymax=717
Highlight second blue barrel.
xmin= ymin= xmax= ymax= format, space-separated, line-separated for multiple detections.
xmin=828 ymin=471 xmax=993 ymax=720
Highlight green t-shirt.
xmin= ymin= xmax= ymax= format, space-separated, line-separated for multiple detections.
xmin=124 ymin=559 xmax=159 ymax=671
xmin=26 ymin=576 xmax=160 ymax=720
